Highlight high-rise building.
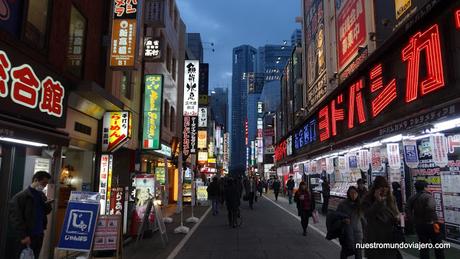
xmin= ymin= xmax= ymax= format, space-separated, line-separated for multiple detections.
xmin=210 ymin=88 xmax=228 ymax=130
xmin=186 ymin=33 xmax=204 ymax=62
xmin=257 ymin=44 xmax=294 ymax=82
xmin=291 ymin=29 xmax=302 ymax=46
xmin=230 ymin=45 xmax=257 ymax=173
xmin=247 ymin=73 xmax=265 ymax=142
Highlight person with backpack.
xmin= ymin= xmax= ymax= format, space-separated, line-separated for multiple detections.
xmin=286 ymin=175 xmax=295 ymax=204
xmin=336 ymin=186 xmax=365 ymax=259
xmin=406 ymin=180 xmax=445 ymax=259
xmin=294 ymin=181 xmax=316 ymax=236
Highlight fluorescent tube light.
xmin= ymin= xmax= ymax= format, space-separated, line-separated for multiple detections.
xmin=0 ymin=137 xmax=48 ymax=147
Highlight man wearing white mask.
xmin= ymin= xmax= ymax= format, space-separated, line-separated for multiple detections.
xmin=9 ymin=171 xmax=53 ymax=258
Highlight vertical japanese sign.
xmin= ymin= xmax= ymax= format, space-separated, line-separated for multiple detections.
xmin=189 ymin=116 xmax=198 ymax=154
xmin=257 ymin=118 xmax=263 ymax=163
xmin=182 ymin=116 xmax=191 ymax=157
xmin=102 ymin=111 xmax=132 ymax=152
xmin=110 ymin=0 xmax=138 ymax=67
xmin=109 ymin=187 xmax=124 ymax=215
xmin=197 ymin=130 xmax=207 ymax=149
xmin=430 ymin=134 xmax=448 ymax=168
xmin=155 ymin=167 xmax=166 ymax=185
xmin=199 ymin=63 xmax=209 ymax=105
xmin=198 ymin=107 xmax=207 ymax=128
xmin=336 ymin=0 xmax=367 ymax=71
xmin=99 ymin=154 xmax=111 ymax=215
xmin=143 ymin=37 xmax=161 ymax=60
xmin=142 ymin=75 xmax=163 ymax=150
xmin=403 ymin=139 xmax=419 ymax=168
xmin=66 ymin=6 xmax=86 ymax=77
xmin=387 ymin=143 xmax=401 ymax=169
xmin=183 ymin=60 xmax=199 ymax=116
xmin=358 ymin=150 xmax=370 ymax=171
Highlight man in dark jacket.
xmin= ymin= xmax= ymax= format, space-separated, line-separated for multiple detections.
xmin=207 ymin=176 xmax=221 ymax=215
xmin=272 ymin=177 xmax=281 ymax=201
xmin=224 ymin=176 xmax=241 ymax=227
xmin=9 ymin=171 xmax=53 ymax=258
xmin=286 ymin=176 xmax=295 ymax=204
xmin=321 ymin=177 xmax=331 ymax=214
xmin=406 ymin=180 xmax=445 ymax=259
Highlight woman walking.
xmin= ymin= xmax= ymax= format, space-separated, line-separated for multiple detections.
xmin=337 ymin=186 xmax=365 ymax=259
xmin=362 ymin=176 xmax=401 ymax=259
xmin=294 ymin=181 xmax=316 ymax=236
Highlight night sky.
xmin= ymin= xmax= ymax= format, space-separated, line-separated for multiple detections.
xmin=176 ymin=0 xmax=300 ymax=90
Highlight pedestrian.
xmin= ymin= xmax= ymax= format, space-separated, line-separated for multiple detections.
xmin=294 ymin=181 xmax=316 ymax=236
xmin=286 ymin=175 xmax=295 ymax=204
xmin=337 ymin=186 xmax=365 ymax=259
xmin=257 ymin=178 xmax=264 ymax=197
xmin=392 ymin=182 xmax=403 ymax=213
xmin=244 ymin=176 xmax=257 ymax=209
xmin=362 ymin=176 xmax=401 ymax=259
xmin=321 ymin=176 xmax=330 ymax=214
xmin=356 ymin=179 xmax=368 ymax=201
xmin=273 ymin=177 xmax=281 ymax=201
xmin=207 ymin=176 xmax=220 ymax=216
xmin=406 ymin=180 xmax=445 ymax=259
xmin=9 ymin=171 xmax=53 ymax=259
xmin=224 ymin=176 xmax=241 ymax=228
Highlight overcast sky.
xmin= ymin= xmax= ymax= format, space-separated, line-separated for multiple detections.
xmin=176 ymin=0 xmax=301 ymax=90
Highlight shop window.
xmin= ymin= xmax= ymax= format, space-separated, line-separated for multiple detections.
xmin=65 ymin=5 xmax=87 ymax=78
xmin=164 ymin=100 xmax=169 ymax=128
xmin=24 ymin=0 xmax=51 ymax=50
xmin=170 ymin=107 xmax=175 ymax=131
xmin=121 ymin=71 xmax=132 ymax=99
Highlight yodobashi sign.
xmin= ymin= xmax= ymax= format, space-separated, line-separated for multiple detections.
xmin=57 ymin=191 xmax=100 ymax=252
xmin=102 ymin=111 xmax=132 ymax=152
xmin=142 ymin=75 xmax=163 ymax=150
xmin=0 ymin=49 xmax=67 ymax=127
xmin=183 ymin=60 xmax=199 ymax=116
xmin=110 ymin=0 xmax=139 ymax=67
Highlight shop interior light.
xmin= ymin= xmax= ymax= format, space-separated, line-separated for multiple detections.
xmin=363 ymin=141 xmax=382 ymax=148
xmin=380 ymin=134 xmax=403 ymax=143
xmin=0 ymin=137 xmax=48 ymax=147
xmin=409 ymin=134 xmax=433 ymax=140
xmin=426 ymin=117 xmax=460 ymax=133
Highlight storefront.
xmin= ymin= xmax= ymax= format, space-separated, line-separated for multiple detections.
xmin=0 ymin=43 xmax=70 ymax=258
xmin=276 ymin=2 xmax=460 ymax=244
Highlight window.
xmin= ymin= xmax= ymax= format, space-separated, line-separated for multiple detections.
xmin=66 ymin=5 xmax=87 ymax=77
xmin=120 ymin=71 xmax=132 ymax=99
xmin=166 ymin=45 xmax=172 ymax=72
xmin=24 ymin=0 xmax=51 ymax=49
xmin=172 ymin=58 xmax=177 ymax=81
xmin=164 ymin=100 xmax=169 ymax=128
xmin=170 ymin=107 xmax=175 ymax=131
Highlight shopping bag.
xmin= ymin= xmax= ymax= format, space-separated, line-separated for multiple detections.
xmin=312 ymin=210 xmax=319 ymax=224
xmin=20 ymin=246 xmax=35 ymax=259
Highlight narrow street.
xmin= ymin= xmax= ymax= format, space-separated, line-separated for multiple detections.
xmin=174 ymin=194 xmax=340 ymax=259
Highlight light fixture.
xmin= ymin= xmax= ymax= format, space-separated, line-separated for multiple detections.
xmin=363 ymin=141 xmax=382 ymax=148
xmin=380 ymin=134 xmax=403 ymax=143
xmin=0 ymin=137 xmax=48 ymax=147
xmin=426 ymin=117 xmax=460 ymax=133
xmin=60 ymin=165 xmax=74 ymax=187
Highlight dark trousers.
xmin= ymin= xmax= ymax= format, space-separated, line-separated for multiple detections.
xmin=248 ymin=192 xmax=255 ymax=208
xmin=15 ymin=234 xmax=44 ymax=259
xmin=288 ymin=189 xmax=293 ymax=204
xmin=322 ymin=196 xmax=329 ymax=214
xmin=300 ymin=210 xmax=310 ymax=232
xmin=227 ymin=205 xmax=238 ymax=226
xmin=415 ymin=223 xmax=445 ymax=259
xmin=340 ymin=248 xmax=362 ymax=259
xmin=274 ymin=190 xmax=279 ymax=200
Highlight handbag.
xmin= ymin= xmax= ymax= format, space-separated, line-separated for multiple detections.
xmin=312 ymin=210 xmax=320 ymax=224
xmin=20 ymin=246 xmax=35 ymax=259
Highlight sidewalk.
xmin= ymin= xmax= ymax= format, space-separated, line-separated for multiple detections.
xmin=264 ymin=191 xmax=460 ymax=259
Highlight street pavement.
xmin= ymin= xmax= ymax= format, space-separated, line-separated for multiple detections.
xmin=174 ymin=193 xmax=341 ymax=259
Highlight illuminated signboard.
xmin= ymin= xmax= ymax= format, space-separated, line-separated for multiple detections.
xmin=0 ymin=50 xmax=66 ymax=127
xmin=198 ymin=107 xmax=207 ymax=128
xmin=257 ymin=101 xmax=263 ymax=114
xmin=336 ymin=0 xmax=367 ymax=71
xmin=142 ymin=75 xmax=163 ymax=150
xmin=144 ymin=37 xmax=161 ymax=60
xmin=183 ymin=60 xmax=199 ymax=116
xmin=198 ymin=151 xmax=208 ymax=163
xmin=153 ymin=144 xmax=172 ymax=158
xmin=198 ymin=130 xmax=207 ymax=149
xmin=102 ymin=111 xmax=132 ymax=152
xmin=279 ymin=5 xmax=460 ymax=160
xmin=155 ymin=167 xmax=166 ymax=185
xmin=109 ymin=0 xmax=139 ymax=67
xmin=99 ymin=154 xmax=113 ymax=215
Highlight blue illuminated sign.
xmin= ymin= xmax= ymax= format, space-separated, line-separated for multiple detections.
xmin=295 ymin=119 xmax=317 ymax=150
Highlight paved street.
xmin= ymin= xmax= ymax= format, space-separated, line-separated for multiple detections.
xmin=174 ymin=193 xmax=341 ymax=259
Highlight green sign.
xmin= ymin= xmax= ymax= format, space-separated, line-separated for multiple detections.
xmin=142 ymin=75 xmax=163 ymax=150
xmin=155 ymin=167 xmax=166 ymax=185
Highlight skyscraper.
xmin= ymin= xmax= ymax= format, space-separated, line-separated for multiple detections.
xmin=210 ymin=87 xmax=228 ymax=130
xmin=291 ymin=29 xmax=302 ymax=46
xmin=230 ymin=45 xmax=257 ymax=173
xmin=186 ymin=33 xmax=204 ymax=62
xmin=257 ymin=44 xmax=294 ymax=82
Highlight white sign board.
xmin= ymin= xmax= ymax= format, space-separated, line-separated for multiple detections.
xmin=183 ymin=60 xmax=199 ymax=116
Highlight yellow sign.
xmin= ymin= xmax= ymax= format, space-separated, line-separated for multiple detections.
xmin=102 ymin=111 xmax=131 ymax=152
xmin=395 ymin=0 xmax=411 ymax=19
xmin=208 ymin=158 xmax=216 ymax=163
xmin=196 ymin=186 xmax=208 ymax=201
xmin=198 ymin=130 xmax=207 ymax=149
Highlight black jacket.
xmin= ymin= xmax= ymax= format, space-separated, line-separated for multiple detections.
xmin=9 ymin=187 xmax=52 ymax=239
xmin=207 ymin=181 xmax=220 ymax=199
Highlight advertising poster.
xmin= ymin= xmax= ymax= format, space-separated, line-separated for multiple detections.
xmin=387 ymin=143 xmax=401 ymax=169
xmin=142 ymin=75 xmax=163 ymax=150
xmin=338 ymin=156 xmax=347 ymax=172
xmin=183 ymin=60 xmax=199 ymax=116
xmin=93 ymin=215 xmax=121 ymax=251
xmin=430 ymin=134 xmax=449 ymax=168
xmin=335 ymin=0 xmax=367 ymax=71
xmin=348 ymin=154 xmax=358 ymax=169
xmin=403 ymin=139 xmax=419 ymax=168
xmin=358 ymin=150 xmax=370 ymax=171
xmin=130 ymin=174 xmax=154 ymax=235
xmin=441 ymin=169 xmax=460 ymax=243
xmin=326 ymin=157 xmax=334 ymax=174
xmin=198 ymin=130 xmax=207 ymax=149
xmin=371 ymin=147 xmax=383 ymax=171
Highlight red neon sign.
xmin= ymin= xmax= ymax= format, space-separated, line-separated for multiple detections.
xmin=455 ymin=10 xmax=460 ymax=29
xmin=348 ymin=79 xmax=366 ymax=128
xmin=402 ymin=24 xmax=445 ymax=103
xmin=319 ymin=106 xmax=330 ymax=141
xmin=331 ymin=94 xmax=344 ymax=136
xmin=370 ymin=64 xmax=397 ymax=117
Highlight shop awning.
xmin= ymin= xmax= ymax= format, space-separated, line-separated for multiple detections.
xmin=0 ymin=113 xmax=69 ymax=147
